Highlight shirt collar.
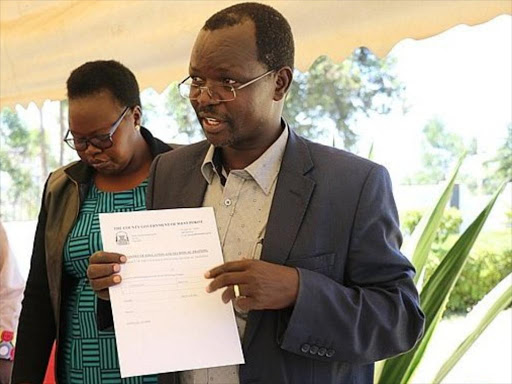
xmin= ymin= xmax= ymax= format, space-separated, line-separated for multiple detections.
xmin=201 ymin=145 xmax=218 ymax=185
xmin=201 ymin=119 xmax=289 ymax=195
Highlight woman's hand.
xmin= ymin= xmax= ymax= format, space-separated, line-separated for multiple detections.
xmin=87 ymin=251 xmax=126 ymax=300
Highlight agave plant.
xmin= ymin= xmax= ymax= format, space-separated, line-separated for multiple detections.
xmin=432 ymin=273 xmax=512 ymax=383
xmin=375 ymin=157 xmax=509 ymax=384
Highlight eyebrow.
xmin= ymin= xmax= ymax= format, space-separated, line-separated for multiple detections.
xmin=68 ymin=124 xmax=113 ymax=138
xmin=68 ymin=111 xmax=124 ymax=137
xmin=189 ymin=65 xmax=244 ymax=78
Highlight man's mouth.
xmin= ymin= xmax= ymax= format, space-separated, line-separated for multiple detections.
xmin=201 ymin=116 xmax=227 ymax=133
xmin=204 ymin=117 xmax=221 ymax=126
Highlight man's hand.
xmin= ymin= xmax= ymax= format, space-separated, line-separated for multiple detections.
xmin=87 ymin=251 xmax=126 ymax=300
xmin=205 ymin=259 xmax=299 ymax=311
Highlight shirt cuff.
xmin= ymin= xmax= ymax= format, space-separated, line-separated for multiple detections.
xmin=0 ymin=329 xmax=15 ymax=360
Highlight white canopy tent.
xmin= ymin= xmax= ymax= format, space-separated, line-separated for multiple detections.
xmin=1 ymin=0 xmax=510 ymax=108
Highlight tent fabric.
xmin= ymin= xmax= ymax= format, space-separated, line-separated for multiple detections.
xmin=1 ymin=0 xmax=511 ymax=108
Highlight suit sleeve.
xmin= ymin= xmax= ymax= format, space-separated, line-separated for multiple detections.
xmin=12 ymin=179 xmax=57 ymax=383
xmin=278 ymin=165 xmax=425 ymax=364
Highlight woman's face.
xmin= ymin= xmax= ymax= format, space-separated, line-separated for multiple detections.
xmin=68 ymin=90 xmax=141 ymax=175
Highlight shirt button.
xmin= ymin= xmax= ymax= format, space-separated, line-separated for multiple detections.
xmin=309 ymin=345 xmax=319 ymax=355
xmin=300 ymin=343 xmax=310 ymax=353
xmin=224 ymin=199 xmax=232 ymax=206
xmin=318 ymin=347 xmax=327 ymax=356
xmin=326 ymin=349 xmax=335 ymax=358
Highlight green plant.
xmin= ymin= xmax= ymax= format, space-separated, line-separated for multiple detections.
xmin=401 ymin=207 xmax=462 ymax=247
xmin=401 ymin=210 xmax=423 ymax=236
xmin=433 ymin=207 xmax=462 ymax=246
xmin=433 ymin=273 xmax=512 ymax=383
xmin=425 ymin=248 xmax=512 ymax=315
xmin=375 ymin=157 xmax=508 ymax=384
xmin=422 ymin=229 xmax=512 ymax=316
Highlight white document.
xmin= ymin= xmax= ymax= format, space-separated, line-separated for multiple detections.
xmin=99 ymin=207 xmax=244 ymax=378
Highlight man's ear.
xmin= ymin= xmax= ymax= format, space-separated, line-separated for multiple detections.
xmin=273 ymin=66 xmax=293 ymax=101
xmin=132 ymin=105 xmax=143 ymax=127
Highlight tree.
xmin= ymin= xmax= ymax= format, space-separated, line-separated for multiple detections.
xmin=165 ymin=84 xmax=202 ymax=141
xmin=284 ymin=48 xmax=405 ymax=150
xmin=164 ymin=47 xmax=405 ymax=148
xmin=0 ymin=108 xmax=40 ymax=219
xmin=58 ymin=100 xmax=68 ymax=167
xmin=407 ymin=118 xmax=472 ymax=184
xmin=483 ymin=122 xmax=512 ymax=192
xmin=38 ymin=106 xmax=49 ymax=178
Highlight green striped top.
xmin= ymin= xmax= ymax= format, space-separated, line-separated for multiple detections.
xmin=58 ymin=180 xmax=158 ymax=384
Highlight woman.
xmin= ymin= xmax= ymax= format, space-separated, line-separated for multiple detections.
xmin=12 ymin=60 xmax=172 ymax=383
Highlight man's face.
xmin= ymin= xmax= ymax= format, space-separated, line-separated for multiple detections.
xmin=189 ymin=21 xmax=277 ymax=149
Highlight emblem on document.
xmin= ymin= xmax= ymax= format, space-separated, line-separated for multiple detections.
xmin=115 ymin=231 xmax=130 ymax=245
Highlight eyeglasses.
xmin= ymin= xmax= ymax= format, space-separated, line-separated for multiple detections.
xmin=64 ymin=106 xmax=130 ymax=151
xmin=178 ymin=70 xmax=274 ymax=102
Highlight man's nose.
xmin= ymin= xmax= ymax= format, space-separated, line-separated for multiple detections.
xmin=195 ymin=87 xmax=219 ymax=107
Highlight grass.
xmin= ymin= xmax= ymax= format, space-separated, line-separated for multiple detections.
xmin=442 ymin=229 xmax=511 ymax=255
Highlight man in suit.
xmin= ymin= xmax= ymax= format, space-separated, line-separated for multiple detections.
xmin=88 ymin=3 xmax=424 ymax=383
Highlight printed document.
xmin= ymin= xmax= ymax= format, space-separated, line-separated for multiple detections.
xmin=99 ymin=207 xmax=244 ymax=378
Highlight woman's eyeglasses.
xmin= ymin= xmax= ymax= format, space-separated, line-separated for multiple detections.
xmin=64 ymin=106 xmax=130 ymax=151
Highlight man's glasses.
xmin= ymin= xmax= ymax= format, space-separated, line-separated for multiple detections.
xmin=178 ymin=70 xmax=274 ymax=102
xmin=64 ymin=106 xmax=130 ymax=151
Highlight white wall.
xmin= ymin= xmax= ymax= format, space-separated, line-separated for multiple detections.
xmin=3 ymin=220 xmax=37 ymax=281
xmin=394 ymin=182 xmax=511 ymax=232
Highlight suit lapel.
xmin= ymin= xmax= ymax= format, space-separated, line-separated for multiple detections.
xmin=244 ymin=130 xmax=315 ymax=349
xmin=176 ymin=159 xmax=207 ymax=209
xmin=153 ymin=142 xmax=209 ymax=210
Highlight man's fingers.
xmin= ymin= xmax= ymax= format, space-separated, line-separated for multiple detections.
xmin=90 ymin=251 xmax=127 ymax=265
xmin=206 ymin=272 xmax=247 ymax=293
xmin=88 ymin=275 xmax=122 ymax=294
xmin=220 ymin=287 xmax=258 ymax=310
xmin=221 ymin=284 xmax=250 ymax=303
xmin=96 ymin=289 xmax=111 ymax=301
xmin=221 ymin=287 xmax=231 ymax=303
xmin=88 ymin=252 xmax=125 ymax=300
xmin=87 ymin=263 xmax=120 ymax=279
xmin=234 ymin=297 xmax=257 ymax=311
xmin=205 ymin=260 xmax=250 ymax=278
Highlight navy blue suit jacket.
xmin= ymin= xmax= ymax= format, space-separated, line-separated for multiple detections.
xmin=142 ymin=128 xmax=424 ymax=384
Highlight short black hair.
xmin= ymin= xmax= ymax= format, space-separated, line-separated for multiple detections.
xmin=203 ymin=2 xmax=294 ymax=70
xmin=66 ymin=60 xmax=141 ymax=107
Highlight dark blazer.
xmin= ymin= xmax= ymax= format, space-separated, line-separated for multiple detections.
xmin=145 ymin=128 xmax=424 ymax=384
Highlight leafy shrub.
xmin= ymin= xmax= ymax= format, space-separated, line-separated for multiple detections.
xmin=401 ymin=209 xmax=422 ymax=236
xmin=424 ymin=247 xmax=512 ymax=316
xmin=401 ymin=207 xmax=462 ymax=245
xmin=401 ymin=208 xmax=511 ymax=315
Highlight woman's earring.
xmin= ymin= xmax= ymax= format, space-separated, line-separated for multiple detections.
xmin=135 ymin=125 xmax=140 ymax=131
